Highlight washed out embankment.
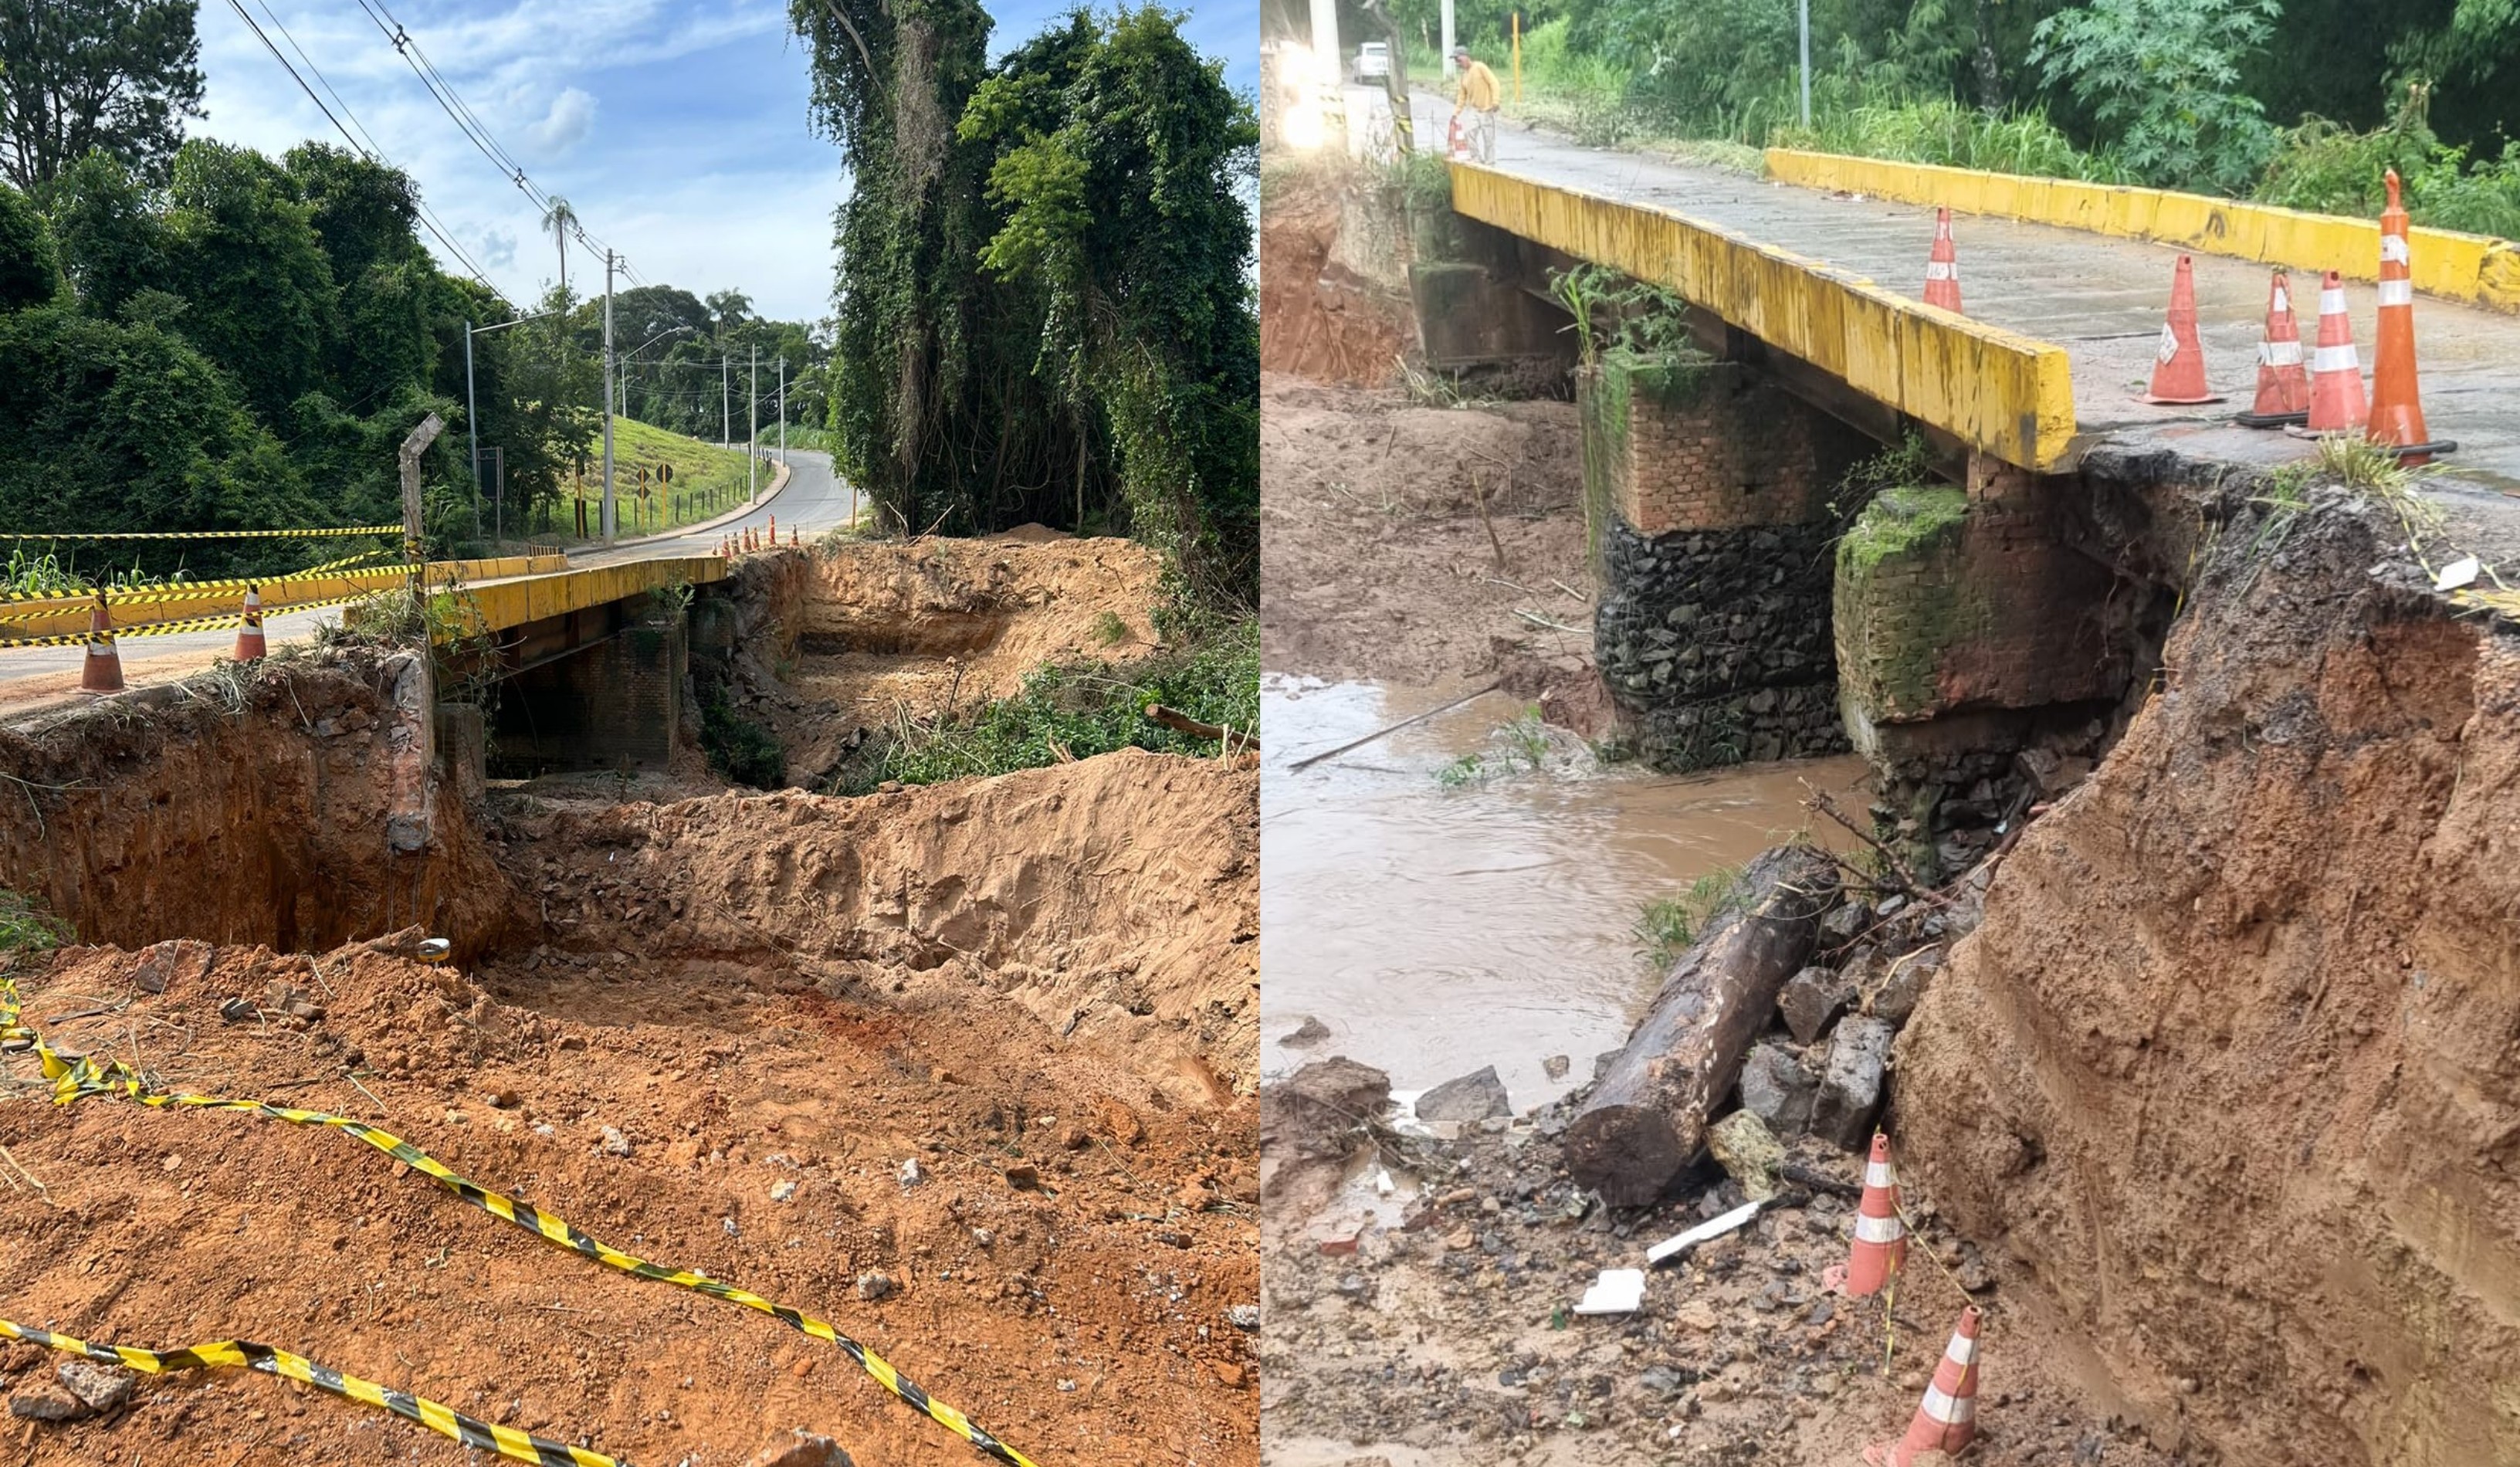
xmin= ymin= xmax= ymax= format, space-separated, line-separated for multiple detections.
xmin=697 ymin=534 xmax=1174 ymax=791
xmin=0 ymin=639 xmax=1261 ymax=1466
xmin=1898 ymin=499 xmax=2520 ymax=1465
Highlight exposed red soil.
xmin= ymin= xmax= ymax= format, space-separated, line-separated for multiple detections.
xmin=0 ymin=649 xmax=520 ymax=960
xmin=706 ymin=537 xmax=1169 ymax=788
xmin=1898 ymin=504 xmax=2520 ymax=1465
xmin=0 ymin=751 xmax=1258 ymax=1467
xmin=1258 ymin=169 xmax=1414 ymax=387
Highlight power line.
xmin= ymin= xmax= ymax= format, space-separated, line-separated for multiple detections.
xmin=351 ymin=0 xmax=640 ymax=283
xmin=213 ymin=0 xmax=506 ymax=299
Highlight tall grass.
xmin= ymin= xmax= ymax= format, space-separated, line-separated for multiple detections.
xmin=845 ymin=616 xmax=1258 ymax=792
xmin=1773 ymin=97 xmax=2129 ymax=180
xmin=2257 ymin=115 xmax=2520 ymax=238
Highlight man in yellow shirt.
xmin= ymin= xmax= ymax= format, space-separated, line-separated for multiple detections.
xmin=1451 ymin=45 xmax=1499 ymax=164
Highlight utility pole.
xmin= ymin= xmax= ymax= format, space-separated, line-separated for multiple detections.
xmin=777 ymin=357 xmax=787 ymax=466
xmin=1441 ymin=0 xmax=1455 ymax=75
xmin=601 ymin=249 xmax=618 ymax=542
xmin=722 ymin=354 xmax=730 ymax=449
xmin=747 ymin=343 xmax=758 ymax=500
xmin=1798 ymin=0 xmax=1811 ymax=126
xmin=463 ymin=317 xmax=479 ymax=542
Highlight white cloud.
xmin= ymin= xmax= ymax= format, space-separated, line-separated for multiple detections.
xmin=476 ymin=226 xmax=518 ymax=269
xmin=522 ymin=86 xmax=598 ymax=156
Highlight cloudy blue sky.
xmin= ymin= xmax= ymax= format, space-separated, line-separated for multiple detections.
xmin=195 ymin=0 xmax=1257 ymax=322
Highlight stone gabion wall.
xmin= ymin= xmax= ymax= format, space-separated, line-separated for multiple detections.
xmin=1595 ymin=515 xmax=1847 ymax=767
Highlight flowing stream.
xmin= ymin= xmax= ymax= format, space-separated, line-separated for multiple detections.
xmin=1261 ymin=673 xmax=1869 ymax=1110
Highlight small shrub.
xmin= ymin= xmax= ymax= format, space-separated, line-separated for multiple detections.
xmin=1092 ymin=610 xmax=1130 ymax=646
xmin=700 ymin=696 xmax=787 ymax=788
xmin=0 ymin=889 xmax=69 ymax=955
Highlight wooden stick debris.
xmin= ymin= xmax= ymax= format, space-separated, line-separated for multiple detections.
xmin=1286 ymin=682 xmax=1503 ymax=771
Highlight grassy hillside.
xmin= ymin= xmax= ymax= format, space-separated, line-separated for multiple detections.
xmin=562 ymin=418 xmax=761 ymax=537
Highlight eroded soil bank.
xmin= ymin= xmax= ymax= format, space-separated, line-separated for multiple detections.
xmin=1898 ymin=501 xmax=2520 ymax=1466
xmin=702 ymin=534 xmax=1168 ymax=791
xmin=1 ymin=610 xmax=1259 ymax=1464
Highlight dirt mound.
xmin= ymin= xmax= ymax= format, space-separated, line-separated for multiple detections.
xmin=485 ymin=751 xmax=1261 ymax=1096
xmin=2 ymin=857 xmax=1257 ymax=1466
xmin=1896 ymin=503 xmax=2520 ymax=1464
xmin=1262 ymin=374 xmax=1599 ymax=708
xmin=1258 ymin=167 xmax=1414 ymax=385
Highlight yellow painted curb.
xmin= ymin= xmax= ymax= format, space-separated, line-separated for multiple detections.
xmin=1763 ymin=149 xmax=2520 ymax=315
xmin=1448 ymin=162 xmax=2078 ymax=470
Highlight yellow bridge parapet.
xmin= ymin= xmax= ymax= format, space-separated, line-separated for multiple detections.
xmin=417 ymin=555 xmax=727 ymax=642
xmin=1763 ymin=149 xmax=2520 ymax=315
xmin=1448 ymin=162 xmax=2079 ymax=470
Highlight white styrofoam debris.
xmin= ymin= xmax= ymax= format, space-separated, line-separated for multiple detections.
xmin=2435 ymin=555 xmax=2481 ymax=591
xmin=1573 ymin=1269 xmax=1647 ymax=1316
xmin=1645 ymin=1199 xmax=1765 ymax=1266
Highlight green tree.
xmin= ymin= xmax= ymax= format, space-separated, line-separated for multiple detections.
xmin=158 ymin=138 xmax=337 ymax=424
xmin=0 ymin=303 xmax=320 ymax=565
xmin=0 ymin=178 xmax=58 ymax=308
xmin=0 ymin=0 xmax=205 ymax=191
xmin=2028 ymin=0 xmax=2281 ymax=192
xmin=40 ymin=148 xmax=166 ymax=315
xmin=960 ymin=7 xmax=1260 ymax=605
xmin=540 ymin=196 xmax=577 ymax=295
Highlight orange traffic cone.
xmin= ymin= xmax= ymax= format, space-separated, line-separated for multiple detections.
xmin=2141 ymin=255 xmax=2221 ymax=404
xmin=1865 ymin=1306 xmax=1983 ymax=1467
xmin=232 ymin=584 xmax=267 ymax=661
xmin=2235 ymin=269 xmax=2311 ymax=428
xmin=767 ymin=515 xmax=776 ymax=544
xmin=2369 ymin=169 xmax=2456 ymax=462
xmin=791 ymin=527 xmax=799 ymax=547
xmin=80 ymin=595 xmax=122 ymax=693
xmin=1923 ymin=208 xmax=1962 ymax=313
xmin=2298 ymin=270 xmax=2369 ymax=434
xmin=1844 ymin=1133 xmax=1906 ymax=1298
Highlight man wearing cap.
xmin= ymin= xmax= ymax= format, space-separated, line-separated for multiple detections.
xmin=1450 ymin=44 xmax=1499 ymax=164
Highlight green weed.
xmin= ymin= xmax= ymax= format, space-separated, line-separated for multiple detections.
xmin=1634 ymin=865 xmax=1748 ymax=967
xmin=0 ymin=889 xmax=69 ymax=955
xmin=848 ymin=616 xmax=1257 ymax=792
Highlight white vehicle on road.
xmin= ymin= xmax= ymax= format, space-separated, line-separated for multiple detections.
xmin=1350 ymin=42 xmax=1390 ymax=86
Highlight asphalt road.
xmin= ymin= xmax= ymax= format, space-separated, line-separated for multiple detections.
xmin=0 ymin=449 xmax=857 ymax=723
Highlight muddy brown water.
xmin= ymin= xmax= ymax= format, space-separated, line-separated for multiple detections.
xmin=1262 ymin=673 xmax=1868 ymax=1110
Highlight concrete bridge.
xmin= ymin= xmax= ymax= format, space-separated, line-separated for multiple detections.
xmin=1402 ymin=96 xmax=2520 ymax=869
xmin=0 ymin=450 xmax=858 ymax=779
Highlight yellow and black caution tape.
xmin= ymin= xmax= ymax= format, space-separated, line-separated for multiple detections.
xmin=7 ymin=525 xmax=401 ymax=544
xmin=0 ymin=588 xmax=378 ymax=649
xmin=2 ymin=984 xmax=1042 ymax=1467
xmin=0 ymin=552 xmax=398 ymax=621
xmin=0 ymin=1318 xmax=622 ymax=1467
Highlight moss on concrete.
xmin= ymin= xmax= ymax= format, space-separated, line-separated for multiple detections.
xmin=1838 ymin=485 xmax=1967 ymax=573
xmin=1834 ymin=485 xmax=1970 ymax=719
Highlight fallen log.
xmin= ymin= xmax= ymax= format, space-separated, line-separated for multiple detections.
xmin=1565 ymin=847 xmax=1838 ymax=1206
xmin=1143 ymin=703 xmax=1258 ymax=752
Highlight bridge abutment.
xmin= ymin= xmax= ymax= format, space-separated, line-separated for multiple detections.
xmin=1831 ymin=451 xmax=2131 ymax=875
xmin=1583 ymin=354 xmax=1868 ymax=767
